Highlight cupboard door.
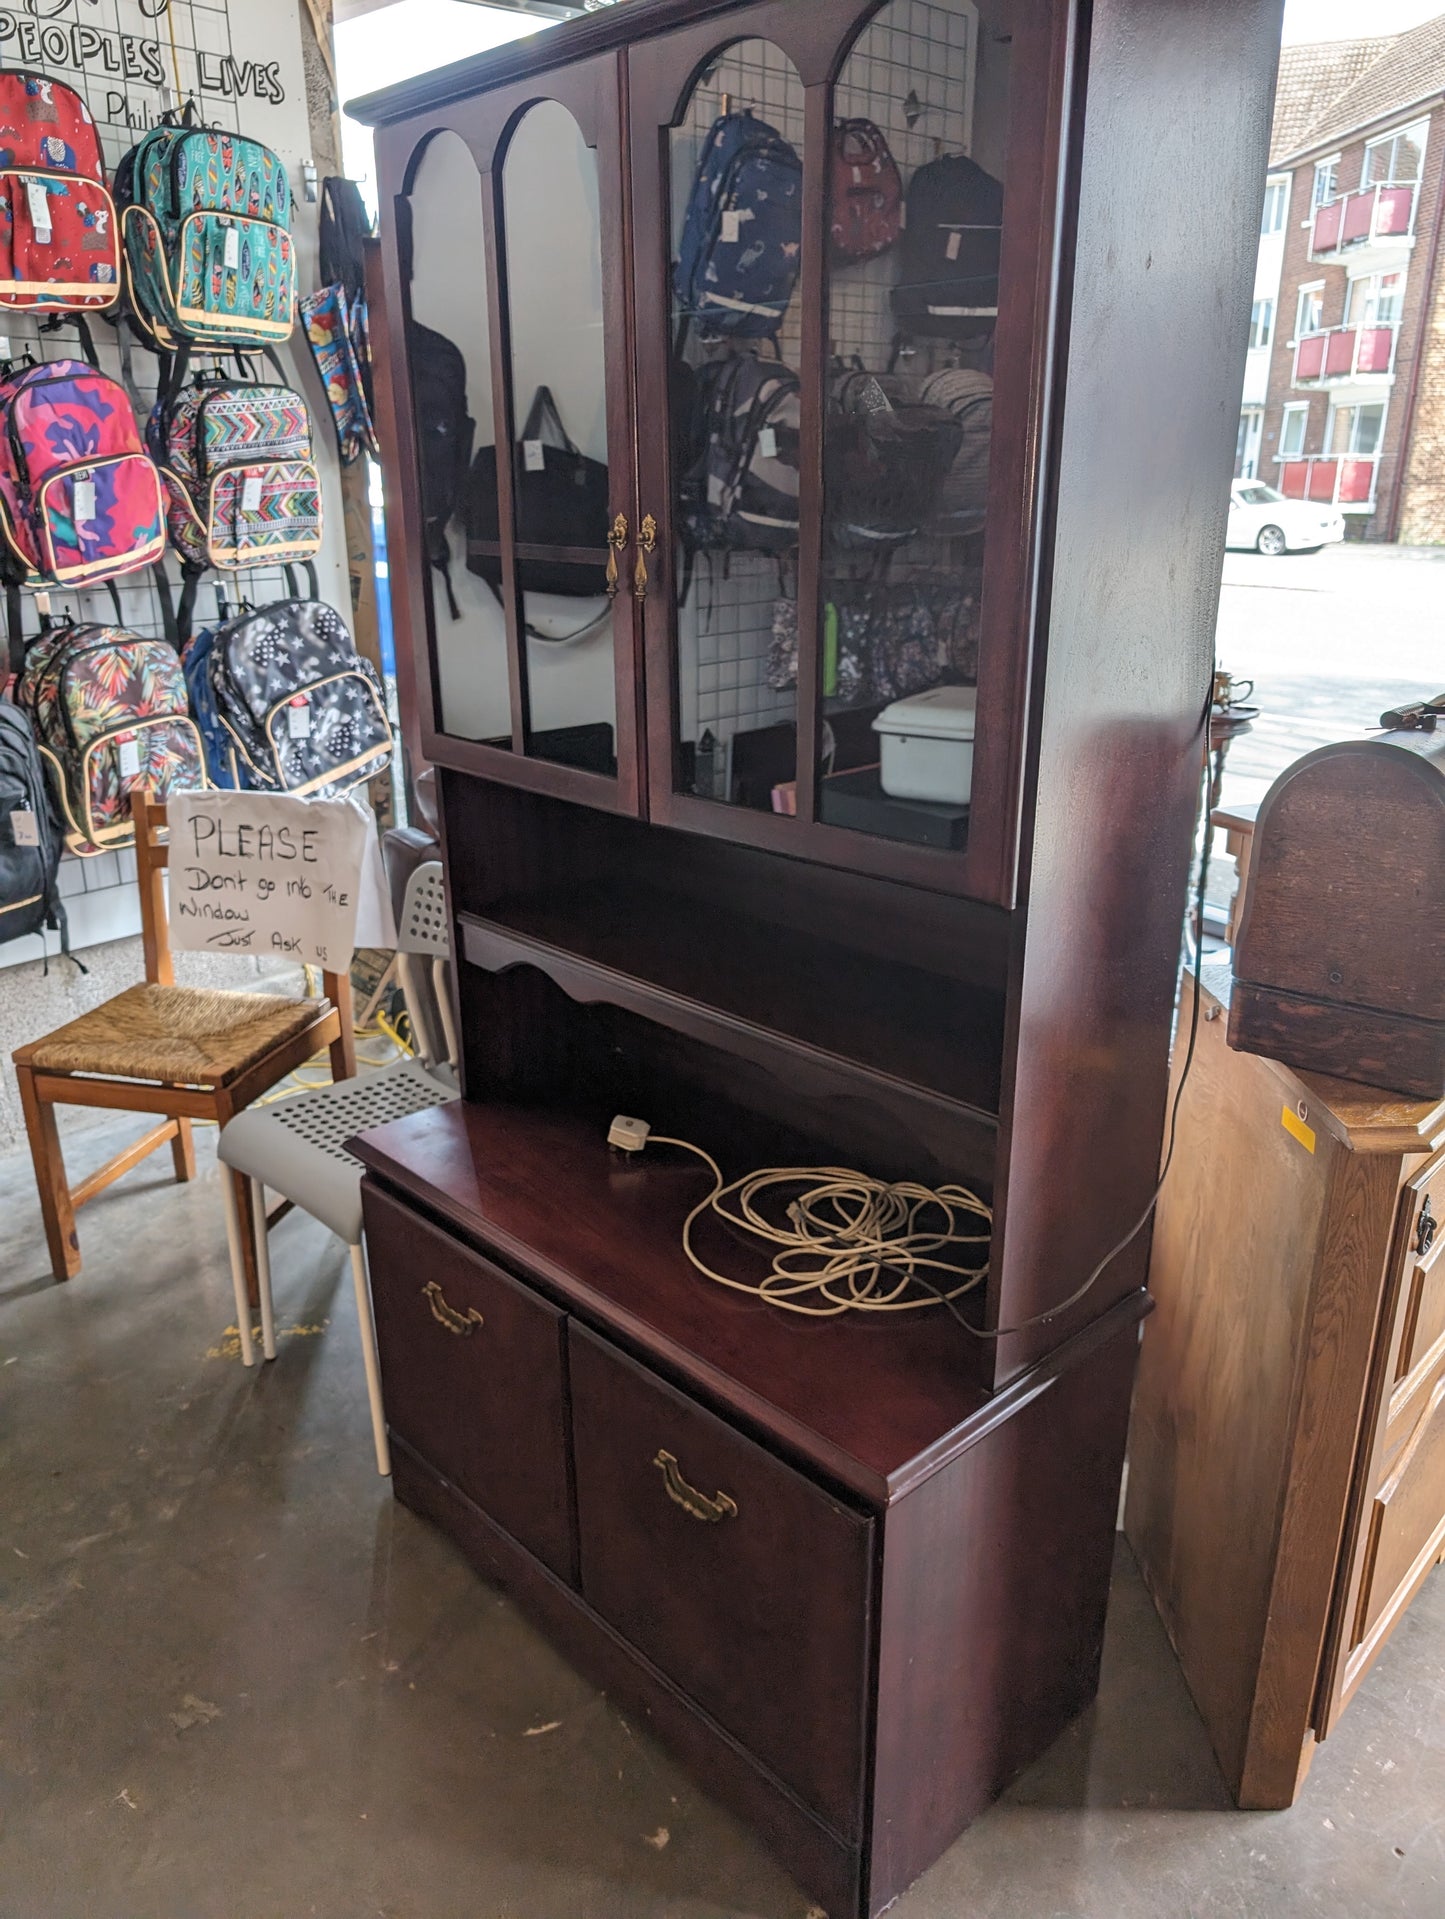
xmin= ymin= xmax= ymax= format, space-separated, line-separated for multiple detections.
xmin=629 ymin=0 xmax=1051 ymax=902
xmin=569 ymin=1325 xmax=873 ymax=1841
xmin=388 ymin=55 xmax=642 ymax=812
xmin=362 ymin=1185 xmax=575 ymax=1582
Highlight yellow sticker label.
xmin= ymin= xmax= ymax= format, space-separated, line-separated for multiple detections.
xmin=1282 ymin=1105 xmax=1317 ymax=1154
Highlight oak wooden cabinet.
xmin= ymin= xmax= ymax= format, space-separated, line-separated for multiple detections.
xmin=1126 ymin=971 xmax=1445 ymax=1810
xmin=350 ymin=1 xmax=1282 ymax=1910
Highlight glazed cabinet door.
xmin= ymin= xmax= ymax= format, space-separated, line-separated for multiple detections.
xmin=375 ymin=53 xmax=643 ymax=812
xmin=628 ymin=0 xmax=1068 ymax=902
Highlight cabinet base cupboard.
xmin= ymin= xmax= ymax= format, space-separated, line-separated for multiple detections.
xmin=349 ymin=0 xmax=1286 ymax=1911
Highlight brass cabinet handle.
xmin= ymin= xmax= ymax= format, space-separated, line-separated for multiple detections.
xmin=654 ymin=1448 xmax=737 ymax=1524
xmin=634 ymin=512 xmax=657 ymax=603
xmin=605 ymin=512 xmax=629 ymax=599
xmin=422 ymin=1280 xmax=483 ymax=1337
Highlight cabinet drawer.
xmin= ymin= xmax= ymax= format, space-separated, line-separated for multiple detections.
xmin=1354 ymin=1356 xmax=1445 ymax=1651
xmin=362 ymin=1184 xmax=573 ymax=1581
xmin=568 ymin=1326 xmax=873 ymax=1840
xmin=1388 ymin=1155 xmax=1445 ymax=1422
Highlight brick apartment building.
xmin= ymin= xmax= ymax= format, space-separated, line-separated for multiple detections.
xmin=1236 ymin=17 xmax=1445 ymax=542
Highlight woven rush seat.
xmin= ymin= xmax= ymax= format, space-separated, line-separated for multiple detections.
xmin=27 ymin=984 xmax=326 ymax=1087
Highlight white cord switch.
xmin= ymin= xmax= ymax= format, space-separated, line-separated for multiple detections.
xmin=607 ymin=1115 xmax=652 ymax=1153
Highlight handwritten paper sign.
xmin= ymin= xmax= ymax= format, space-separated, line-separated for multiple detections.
xmin=167 ymin=792 xmax=394 ymax=971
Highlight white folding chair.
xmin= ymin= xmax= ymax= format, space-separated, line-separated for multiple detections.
xmin=217 ymin=862 xmax=460 ymax=1475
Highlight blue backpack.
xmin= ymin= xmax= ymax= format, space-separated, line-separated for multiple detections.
xmin=675 ymin=112 xmax=803 ymax=339
xmin=183 ymin=624 xmax=260 ymax=790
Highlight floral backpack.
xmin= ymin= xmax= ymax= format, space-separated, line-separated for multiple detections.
xmin=116 ymin=106 xmax=295 ymax=352
xmin=151 ymin=373 xmax=323 ymax=577
xmin=0 ymin=358 xmax=167 ymax=590
xmin=16 ymin=622 xmax=206 ymax=854
xmin=0 ymin=71 xmax=121 ymax=312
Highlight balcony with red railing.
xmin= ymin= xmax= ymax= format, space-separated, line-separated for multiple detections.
xmin=1311 ymin=182 xmax=1417 ymax=258
xmin=1278 ymin=454 xmax=1379 ymax=506
xmin=1293 ymin=322 xmax=1397 ymax=385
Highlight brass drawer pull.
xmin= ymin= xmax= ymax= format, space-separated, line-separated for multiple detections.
xmin=605 ymin=512 xmax=628 ymax=598
xmin=654 ymin=1448 xmax=737 ymax=1524
xmin=634 ymin=512 xmax=657 ymax=603
xmin=423 ymin=1280 xmax=484 ymax=1337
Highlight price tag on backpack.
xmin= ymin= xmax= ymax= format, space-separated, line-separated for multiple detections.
xmin=72 ymin=475 xmax=96 ymax=527
xmin=117 ymin=735 xmax=141 ymax=779
xmin=945 ymin=230 xmax=963 ymax=262
xmin=721 ymin=209 xmax=742 ymax=244
xmin=523 ymin=439 xmax=546 ymax=473
xmin=758 ymin=426 xmax=779 ymax=460
xmin=9 ymin=809 xmax=38 ymax=847
xmin=287 ymin=696 xmax=312 ymax=739
xmin=224 ymin=224 xmax=240 ymax=270
xmin=26 ymin=179 xmax=51 ymax=245
xmin=241 ymin=473 xmax=264 ymax=514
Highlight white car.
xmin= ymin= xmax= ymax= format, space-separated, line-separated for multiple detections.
xmin=1227 ymin=481 xmax=1345 ymax=556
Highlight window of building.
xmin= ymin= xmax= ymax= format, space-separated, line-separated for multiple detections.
xmin=1345 ymin=269 xmax=1405 ymax=328
xmin=1237 ymin=407 xmax=1263 ymax=478
xmin=1261 ymin=176 xmax=1289 ymax=235
xmin=1327 ymin=400 xmax=1386 ymax=456
xmin=1313 ymin=156 xmax=1340 ymax=207
xmin=1279 ymin=403 xmax=1309 ymax=458
xmin=1363 ymin=119 xmax=1427 ymax=187
xmin=1295 ymin=284 xmax=1324 ymax=337
xmin=1249 ymin=298 xmax=1275 ymax=350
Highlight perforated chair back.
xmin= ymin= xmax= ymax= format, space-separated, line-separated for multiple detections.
xmin=398 ymin=862 xmax=450 ymax=959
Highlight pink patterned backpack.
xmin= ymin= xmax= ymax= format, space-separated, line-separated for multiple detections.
xmin=0 ymin=358 xmax=166 ymax=591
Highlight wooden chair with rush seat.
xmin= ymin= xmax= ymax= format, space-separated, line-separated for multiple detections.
xmin=10 ymin=791 xmax=357 ymax=1298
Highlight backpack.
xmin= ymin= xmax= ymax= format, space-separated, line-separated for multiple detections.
xmin=825 ymin=370 xmax=963 ymax=551
xmin=0 ymin=71 xmax=120 ymax=312
xmin=406 ymin=321 xmax=473 ymax=620
xmin=152 ymin=374 xmax=323 ymax=571
xmin=302 ymin=177 xmax=378 ymax=465
xmin=678 ymin=353 xmax=800 ymax=557
xmin=0 ymin=358 xmax=166 ymax=589
xmin=675 ymin=112 xmax=803 ymax=340
xmin=465 ymin=386 xmax=610 ymax=598
xmin=200 ymin=598 xmax=393 ymax=798
xmin=829 ymin=120 xmax=902 ymax=264
xmin=117 ymin=107 xmax=295 ymax=351
xmin=16 ymin=623 xmax=206 ymax=854
xmin=182 ymin=623 xmax=256 ymax=791
xmin=918 ymin=368 xmax=994 ymax=527
xmin=891 ymin=154 xmax=1004 ymax=340
xmin=0 ymin=695 xmax=64 ymax=948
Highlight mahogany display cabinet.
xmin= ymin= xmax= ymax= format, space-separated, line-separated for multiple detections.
xmin=349 ymin=2 xmax=1285 ymax=1911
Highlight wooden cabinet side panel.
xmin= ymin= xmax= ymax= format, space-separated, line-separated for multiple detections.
xmin=867 ymin=1312 xmax=1137 ymax=1916
xmin=1125 ymin=998 xmax=1338 ymax=1801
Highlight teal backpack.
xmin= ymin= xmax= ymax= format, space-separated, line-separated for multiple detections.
xmin=116 ymin=106 xmax=296 ymax=353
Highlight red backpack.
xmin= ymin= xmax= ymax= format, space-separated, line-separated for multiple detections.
xmin=0 ymin=70 xmax=120 ymax=311
xmin=830 ymin=119 xmax=903 ymax=264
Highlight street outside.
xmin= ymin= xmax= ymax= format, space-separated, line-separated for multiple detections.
xmin=1206 ymin=539 xmax=1443 ymax=921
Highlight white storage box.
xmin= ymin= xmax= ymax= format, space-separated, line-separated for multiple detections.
xmin=873 ymin=686 xmax=977 ymax=806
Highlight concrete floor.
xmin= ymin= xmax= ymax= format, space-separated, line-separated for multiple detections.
xmin=2 ymin=1110 xmax=1443 ymax=1919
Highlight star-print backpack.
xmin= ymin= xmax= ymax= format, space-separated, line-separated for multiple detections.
xmin=116 ymin=104 xmax=296 ymax=352
xmin=0 ymin=358 xmax=167 ymax=592
xmin=190 ymin=598 xmax=392 ymax=798
xmin=16 ymin=622 xmax=206 ymax=855
xmin=151 ymin=372 xmax=324 ymax=576
xmin=0 ymin=70 xmax=120 ymax=312
xmin=674 ymin=110 xmax=802 ymax=340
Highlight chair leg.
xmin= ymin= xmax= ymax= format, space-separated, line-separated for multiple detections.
xmin=15 ymin=1063 xmax=80 ymax=1281
xmin=227 ymin=1165 xmax=262 ymax=1310
xmin=218 ymin=1170 xmax=256 ymax=1368
xmin=249 ymin=1180 xmax=277 ymax=1363
xmin=350 ymin=1241 xmax=392 ymax=1478
xmin=171 ymin=1117 xmax=196 ymax=1183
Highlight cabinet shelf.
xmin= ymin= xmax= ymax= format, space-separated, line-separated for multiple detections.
xmin=459 ymin=885 xmax=1004 ymax=1129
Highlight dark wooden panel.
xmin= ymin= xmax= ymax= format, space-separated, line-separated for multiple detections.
xmin=569 ymin=1324 xmax=873 ymax=1840
xmin=391 ymin=1441 xmax=861 ymax=1919
xmin=866 ymin=1303 xmax=1139 ymax=1914
xmin=988 ymin=0 xmax=1287 ymax=1382
xmin=363 ymin=1184 xmax=575 ymax=1582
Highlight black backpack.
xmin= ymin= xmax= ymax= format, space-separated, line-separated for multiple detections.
xmin=465 ymin=386 xmax=610 ymax=598
xmin=677 ymin=354 xmax=801 ymax=558
xmin=825 ymin=370 xmax=963 ymax=551
xmin=891 ymin=154 xmax=1004 ymax=340
xmin=407 ymin=321 xmax=474 ymax=621
xmin=0 ymin=697 xmax=65 ymax=953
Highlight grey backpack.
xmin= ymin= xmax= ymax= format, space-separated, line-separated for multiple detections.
xmin=919 ymin=368 xmax=994 ymax=529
